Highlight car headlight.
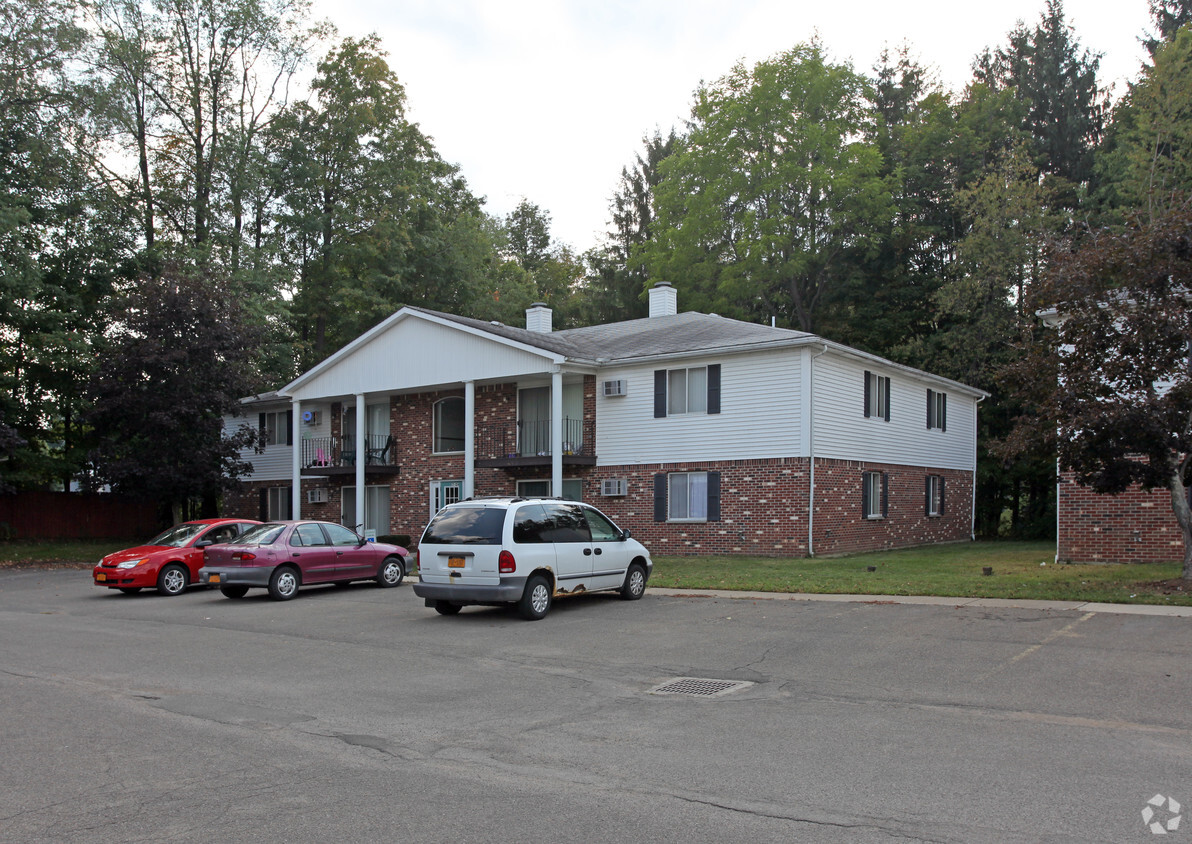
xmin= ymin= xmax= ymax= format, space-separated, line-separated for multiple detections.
xmin=116 ymin=558 xmax=148 ymax=569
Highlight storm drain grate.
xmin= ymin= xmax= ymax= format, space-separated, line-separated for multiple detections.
xmin=648 ymin=677 xmax=754 ymax=698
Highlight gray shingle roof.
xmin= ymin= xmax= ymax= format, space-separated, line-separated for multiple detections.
xmin=407 ymin=306 xmax=813 ymax=362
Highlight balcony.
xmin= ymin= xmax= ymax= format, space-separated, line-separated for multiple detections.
xmin=474 ymin=418 xmax=596 ymax=468
xmin=300 ymin=435 xmax=398 ymax=477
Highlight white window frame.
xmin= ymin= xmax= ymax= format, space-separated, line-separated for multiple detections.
xmin=516 ymin=478 xmax=583 ymax=501
xmin=866 ymin=373 xmax=890 ymax=421
xmin=432 ymin=397 xmax=465 ymax=455
xmin=266 ymin=486 xmax=291 ymax=520
xmin=262 ymin=411 xmax=287 ymax=446
xmin=668 ymin=471 xmax=709 ymax=522
xmin=667 ymin=366 xmax=708 ymax=415
xmin=928 ymin=390 xmax=947 ymax=431
xmin=430 ymin=479 xmax=463 ymax=517
xmin=927 ymin=475 xmax=943 ymax=517
xmin=863 ymin=471 xmax=885 ymax=520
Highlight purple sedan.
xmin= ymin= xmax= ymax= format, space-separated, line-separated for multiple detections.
xmin=198 ymin=521 xmax=408 ymax=601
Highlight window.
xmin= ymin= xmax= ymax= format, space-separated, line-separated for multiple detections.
xmin=927 ymin=389 xmax=947 ymax=431
xmin=342 ymin=485 xmax=390 ymax=535
xmin=261 ymin=486 xmax=292 ymax=521
xmin=653 ymin=471 xmax=722 ymax=522
xmin=516 ymin=479 xmax=583 ymax=501
xmin=654 ymin=365 xmax=721 ymax=417
xmin=863 ymin=371 xmax=891 ymax=421
xmin=291 ymin=523 xmax=327 ymax=546
xmin=584 ymin=507 xmax=622 ymax=542
xmin=433 ymin=397 xmax=465 ymax=453
xmin=324 ymin=523 xmax=363 ymax=546
xmin=259 ymin=410 xmax=292 ymax=446
xmin=926 ymin=475 xmax=945 ymax=516
xmin=862 ymin=471 xmax=887 ymax=519
xmin=431 ymin=480 xmax=463 ymax=517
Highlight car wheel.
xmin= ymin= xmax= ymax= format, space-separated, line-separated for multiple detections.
xmin=156 ymin=563 xmax=188 ymax=596
xmin=434 ymin=600 xmax=461 ymax=616
xmin=620 ymin=563 xmax=647 ymax=600
xmin=219 ymin=584 xmax=249 ymax=598
xmin=376 ymin=556 xmax=404 ymax=588
xmin=518 ymin=574 xmax=552 ymax=620
xmin=117 ymin=587 xmax=142 ymax=595
xmin=268 ymin=567 xmax=300 ymax=601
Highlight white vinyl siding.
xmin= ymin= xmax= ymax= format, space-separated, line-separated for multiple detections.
xmin=812 ymin=355 xmax=976 ymax=472
xmin=596 ymin=350 xmax=802 ymax=465
xmin=227 ymin=411 xmax=293 ymax=482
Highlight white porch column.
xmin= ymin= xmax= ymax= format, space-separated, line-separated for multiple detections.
xmin=551 ymin=370 xmax=563 ymax=497
xmin=464 ymin=381 xmax=475 ymax=498
xmin=355 ymin=393 xmax=366 ymax=533
xmin=291 ymin=399 xmax=302 ymax=519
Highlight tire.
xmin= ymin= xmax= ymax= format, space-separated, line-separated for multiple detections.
xmin=220 ymin=584 xmax=249 ymax=598
xmin=117 ymin=587 xmax=142 ymax=595
xmin=434 ymin=600 xmax=461 ymax=616
xmin=376 ymin=556 xmax=404 ymax=588
xmin=268 ymin=566 xmax=300 ymax=601
xmin=156 ymin=563 xmax=188 ymax=596
xmin=518 ymin=574 xmax=552 ymax=620
xmin=620 ymin=563 xmax=647 ymax=600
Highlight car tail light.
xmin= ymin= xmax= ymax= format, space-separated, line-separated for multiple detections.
xmin=498 ymin=550 xmax=515 ymax=573
xmin=232 ymin=552 xmax=256 ymax=561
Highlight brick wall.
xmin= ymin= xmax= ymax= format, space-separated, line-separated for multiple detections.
xmin=1058 ymin=469 xmax=1184 ymax=563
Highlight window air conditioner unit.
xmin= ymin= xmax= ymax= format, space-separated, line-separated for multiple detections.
xmin=602 ymin=379 xmax=627 ymax=397
xmin=601 ymin=478 xmax=627 ymax=497
xmin=302 ymin=410 xmax=322 ymax=426
xmin=306 ymin=488 xmax=328 ymax=504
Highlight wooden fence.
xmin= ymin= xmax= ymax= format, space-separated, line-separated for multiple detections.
xmin=0 ymin=492 xmax=164 ymax=541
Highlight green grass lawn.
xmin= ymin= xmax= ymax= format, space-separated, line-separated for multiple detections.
xmin=650 ymin=541 xmax=1192 ymax=606
xmin=0 ymin=539 xmax=140 ymax=568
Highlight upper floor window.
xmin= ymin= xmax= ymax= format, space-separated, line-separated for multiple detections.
xmin=654 ymin=364 xmax=721 ymax=417
xmin=259 ymin=410 xmax=291 ymax=446
xmin=927 ymin=389 xmax=947 ymax=431
xmin=433 ymin=397 xmax=465 ymax=454
xmin=863 ymin=371 xmax=890 ymax=422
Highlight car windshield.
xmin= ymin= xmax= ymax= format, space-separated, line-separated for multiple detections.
xmin=146 ymin=523 xmax=207 ymax=548
xmin=235 ymin=523 xmax=287 ymax=546
xmin=421 ymin=506 xmax=506 ymax=545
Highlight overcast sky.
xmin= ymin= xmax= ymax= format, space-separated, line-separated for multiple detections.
xmin=308 ymin=0 xmax=1153 ymax=253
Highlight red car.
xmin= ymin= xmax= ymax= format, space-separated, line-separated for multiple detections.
xmin=94 ymin=518 xmax=261 ymax=596
xmin=198 ymin=520 xmax=409 ymax=600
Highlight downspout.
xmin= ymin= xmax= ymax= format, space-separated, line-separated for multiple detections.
xmin=972 ymin=395 xmax=985 ymax=542
xmin=808 ymin=344 xmax=829 ymax=556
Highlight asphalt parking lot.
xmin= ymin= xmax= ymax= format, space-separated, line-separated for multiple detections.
xmin=3 ymin=569 xmax=1191 ymax=843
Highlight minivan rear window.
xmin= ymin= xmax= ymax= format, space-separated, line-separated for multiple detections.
xmin=422 ymin=506 xmax=506 ymax=545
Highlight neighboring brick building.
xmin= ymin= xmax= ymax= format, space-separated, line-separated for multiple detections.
xmin=1057 ymin=469 xmax=1186 ymax=564
xmin=226 ymin=283 xmax=986 ymax=557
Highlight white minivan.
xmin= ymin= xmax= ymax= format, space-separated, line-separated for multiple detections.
xmin=413 ymin=497 xmax=652 ymax=620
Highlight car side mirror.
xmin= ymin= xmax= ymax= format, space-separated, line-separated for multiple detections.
xmin=621 ymin=529 xmax=631 ymax=540
xmin=195 ymin=539 xmax=213 ymax=548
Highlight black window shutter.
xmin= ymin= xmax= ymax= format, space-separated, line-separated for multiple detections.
xmin=940 ymin=477 xmax=946 ymax=515
xmin=941 ymin=394 xmax=947 ymax=432
xmin=654 ymin=370 xmax=667 ymax=418
xmin=259 ymin=488 xmax=268 ymax=521
xmin=653 ymin=474 xmax=667 ymax=521
xmin=285 ymin=488 xmax=294 ymax=520
xmin=707 ymin=365 xmax=721 ymax=414
xmin=259 ymin=412 xmax=266 ymax=433
xmin=881 ymin=473 xmax=889 ymax=518
xmin=286 ymin=410 xmax=293 ymax=446
xmin=925 ymin=476 xmax=931 ymax=514
xmin=862 ymin=472 xmax=871 ymax=517
xmin=884 ymin=377 xmax=891 ymax=422
xmin=707 ymin=472 xmax=721 ymax=521
xmin=863 ymin=371 xmax=871 ymax=418
xmin=927 ymin=389 xmax=934 ymax=429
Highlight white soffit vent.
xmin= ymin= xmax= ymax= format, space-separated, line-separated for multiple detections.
xmin=648 ymin=677 xmax=754 ymax=698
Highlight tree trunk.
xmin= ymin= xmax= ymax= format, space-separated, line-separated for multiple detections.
xmin=1168 ymin=470 xmax=1192 ymax=579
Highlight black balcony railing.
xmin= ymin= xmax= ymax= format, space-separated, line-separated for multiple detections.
xmin=475 ymin=417 xmax=594 ymax=461
xmin=301 ymin=434 xmax=395 ymax=469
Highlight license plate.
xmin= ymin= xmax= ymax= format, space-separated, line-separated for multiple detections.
xmin=448 ymin=556 xmax=465 ymax=568
xmin=208 ymin=573 xmax=221 ymax=583
xmin=96 ymin=573 xmax=106 ymax=582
